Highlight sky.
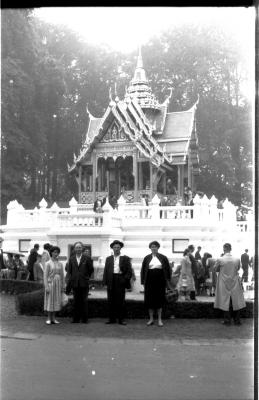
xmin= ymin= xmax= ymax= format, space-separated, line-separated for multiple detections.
xmin=34 ymin=7 xmax=255 ymax=99
xmin=34 ymin=7 xmax=254 ymax=55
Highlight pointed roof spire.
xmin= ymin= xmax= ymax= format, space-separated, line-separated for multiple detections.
xmin=133 ymin=44 xmax=147 ymax=83
xmin=125 ymin=46 xmax=160 ymax=111
xmin=136 ymin=44 xmax=143 ymax=69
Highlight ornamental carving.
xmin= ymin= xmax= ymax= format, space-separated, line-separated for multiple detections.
xmin=100 ymin=122 xmax=129 ymax=143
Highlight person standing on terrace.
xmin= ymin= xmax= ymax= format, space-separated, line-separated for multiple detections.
xmin=44 ymin=246 xmax=65 ymax=325
xmin=27 ymin=243 xmax=39 ymax=281
xmin=66 ymin=241 xmax=94 ymax=323
xmin=188 ymin=244 xmax=198 ymax=300
xmin=214 ymin=243 xmax=246 ymax=326
xmin=141 ymin=241 xmax=171 ymax=327
xmin=103 ymin=240 xmax=132 ymax=325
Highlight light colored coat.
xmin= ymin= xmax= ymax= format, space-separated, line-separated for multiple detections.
xmin=177 ymin=255 xmax=195 ymax=292
xmin=214 ymin=253 xmax=246 ymax=311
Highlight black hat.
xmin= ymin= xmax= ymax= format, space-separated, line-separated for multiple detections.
xmin=110 ymin=240 xmax=124 ymax=249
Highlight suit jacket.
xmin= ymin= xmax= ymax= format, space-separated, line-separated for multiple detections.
xmin=189 ymin=253 xmax=198 ymax=276
xmin=241 ymin=253 xmax=250 ymax=268
xmin=66 ymin=254 xmax=94 ymax=289
xmin=27 ymin=249 xmax=38 ymax=272
xmin=140 ymin=253 xmax=171 ymax=286
xmin=103 ymin=255 xmax=132 ymax=290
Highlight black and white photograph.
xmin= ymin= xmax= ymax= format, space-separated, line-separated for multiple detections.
xmin=0 ymin=6 xmax=256 ymax=400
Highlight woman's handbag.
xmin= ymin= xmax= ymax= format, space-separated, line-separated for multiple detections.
xmin=61 ymin=292 xmax=68 ymax=307
xmin=165 ymin=288 xmax=179 ymax=303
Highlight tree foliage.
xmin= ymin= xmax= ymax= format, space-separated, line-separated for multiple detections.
xmin=1 ymin=11 xmax=253 ymax=222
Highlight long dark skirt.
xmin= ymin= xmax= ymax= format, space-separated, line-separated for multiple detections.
xmin=144 ymin=268 xmax=166 ymax=309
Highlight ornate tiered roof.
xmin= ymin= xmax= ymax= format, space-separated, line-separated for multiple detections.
xmin=68 ymin=48 xmax=199 ymax=172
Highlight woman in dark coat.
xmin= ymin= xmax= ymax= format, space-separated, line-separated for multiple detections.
xmin=141 ymin=241 xmax=171 ymax=327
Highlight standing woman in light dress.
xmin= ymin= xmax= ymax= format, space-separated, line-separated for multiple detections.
xmin=177 ymin=248 xmax=195 ymax=300
xmin=44 ymin=246 xmax=65 ymax=325
xmin=141 ymin=241 xmax=171 ymax=327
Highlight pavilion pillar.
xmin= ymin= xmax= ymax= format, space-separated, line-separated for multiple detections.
xmin=78 ymin=164 xmax=82 ymax=203
xmin=177 ymin=165 xmax=184 ymax=199
xmin=97 ymin=159 xmax=101 ymax=192
xmin=163 ymin=173 xmax=166 ymax=195
xmin=92 ymin=150 xmax=97 ymax=201
xmin=150 ymin=163 xmax=153 ymax=194
xmin=187 ymin=156 xmax=192 ymax=188
xmin=139 ymin=161 xmax=143 ymax=190
xmin=133 ymin=151 xmax=138 ymax=201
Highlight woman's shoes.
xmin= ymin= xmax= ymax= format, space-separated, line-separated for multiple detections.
xmin=45 ymin=320 xmax=51 ymax=325
xmin=52 ymin=320 xmax=60 ymax=324
xmin=158 ymin=321 xmax=164 ymax=327
xmin=146 ymin=320 xmax=154 ymax=326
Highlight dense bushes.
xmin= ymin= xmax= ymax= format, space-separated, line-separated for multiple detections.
xmin=0 ymin=279 xmax=43 ymax=295
xmin=15 ymin=288 xmax=254 ymax=319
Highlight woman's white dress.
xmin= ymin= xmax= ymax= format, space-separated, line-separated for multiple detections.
xmin=44 ymin=259 xmax=64 ymax=312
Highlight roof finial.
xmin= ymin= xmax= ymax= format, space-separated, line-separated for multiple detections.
xmin=109 ymin=87 xmax=113 ymax=101
xmin=137 ymin=44 xmax=143 ymax=69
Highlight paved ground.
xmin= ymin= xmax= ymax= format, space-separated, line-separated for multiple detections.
xmin=0 ymin=294 xmax=255 ymax=400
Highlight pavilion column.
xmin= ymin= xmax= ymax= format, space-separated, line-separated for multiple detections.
xmin=163 ymin=173 xmax=166 ymax=195
xmin=150 ymin=163 xmax=153 ymax=194
xmin=187 ymin=156 xmax=192 ymax=188
xmin=92 ymin=150 xmax=97 ymax=200
xmin=139 ymin=161 xmax=143 ymax=190
xmin=133 ymin=151 xmax=138 ymax=201
xmin=106 ymin=170 xmax=109 ymax=194
xmin=177 ymin=165 xmax=184 ymax=199
xmin=97 ymin=159 xmax=101 ymax=192
xmin=78 ymin=165 xmax=82 ymax=203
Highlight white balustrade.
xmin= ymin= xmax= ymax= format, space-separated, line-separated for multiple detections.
xmin=5 ymin=195 xmax=253 ymax=231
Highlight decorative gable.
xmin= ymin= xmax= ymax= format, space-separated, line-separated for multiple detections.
xmin=99 ymin=120 xmax=129 ymax=143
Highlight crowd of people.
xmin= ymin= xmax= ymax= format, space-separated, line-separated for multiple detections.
xmin=0 ymin=239 xmax=253 ymax=327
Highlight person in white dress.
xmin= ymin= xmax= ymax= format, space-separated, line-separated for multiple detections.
xmin=44 ymin=246 xmax=65 ymax=325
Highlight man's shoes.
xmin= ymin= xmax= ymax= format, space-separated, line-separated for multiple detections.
xmin=45 ymin=320 xmax=51 ymax=325
xmin=52 ymin=320 xmax=60 ymax=324
xmin=105 ymin=320 xmax=116 ymax=324
xmin=146 ymin=320 xmax=154 ymax=326
xmin=118 ymin=320 xmax=127 ymax=325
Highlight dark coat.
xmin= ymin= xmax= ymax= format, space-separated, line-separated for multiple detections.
xmin=241 ymin=253 xmax=250 ymax=268
xmin=140 ymin=253 xmax=171 ymax=286
xmin=103 ymin=255 xmax=132 ymax=289
xmin=66 ymin=254 xmax=94 ymax=289
xmin=27 ymin=249 xmax=38 ymax=272
xmin=189 ymin=253 xmax=198 ymax=276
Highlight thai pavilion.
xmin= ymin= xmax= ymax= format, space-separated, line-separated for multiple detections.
xmin=69 ymin=48 xmax=199 ymax=205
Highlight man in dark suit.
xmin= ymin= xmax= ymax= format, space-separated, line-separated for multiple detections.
xmin=27 ymin=244 xmax=39 ymax=281
xmin=241 ymin=249 xmax=250 ymax=283
xmin=66 ymin=241 xmax=94 ymax=323
xmin=103 ymin=240 xmax=132 ymax=325
xmin=188 ymin=244 xmax=198 ymax=300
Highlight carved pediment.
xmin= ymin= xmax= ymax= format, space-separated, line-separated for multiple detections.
xmin=100 ymin=121 xmax=129 ymax=143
